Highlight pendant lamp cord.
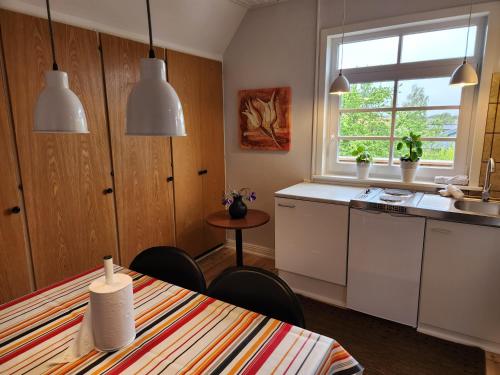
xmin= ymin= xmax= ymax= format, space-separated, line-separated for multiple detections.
xmin=339 ymin=0 xmax=346 ymax=75
xmin=146 ymin=0 xmax=155 ymax=58
xmin=46 ymin=0 xmax=58 ymax=70
xmin=463 ymin=0 xmax=473 ymax=63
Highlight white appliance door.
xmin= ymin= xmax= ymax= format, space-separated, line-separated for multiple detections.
xmin=347 ymin=209 xmax=425 ymax=327
xmin=275 ymin=198 xmax=348 ymax=285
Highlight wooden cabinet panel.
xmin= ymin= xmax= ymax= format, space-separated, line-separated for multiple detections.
xmin=0 ymin=37 xmax=33 ymax=303
xmin=199 ymin=58 xmax=225 ymax=250
xmin=100 ymin=34 xmax=175 ymax=267
xmin=168 ymin=50 xmax=225 ymax=257
xmin=167 ymin=50 xmax=205 ymax=257
xmin=0 ymin=10 xmax=119 ymax=288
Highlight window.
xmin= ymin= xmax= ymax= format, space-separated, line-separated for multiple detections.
xmin=318 ymin=16 xmax=486 ymax=182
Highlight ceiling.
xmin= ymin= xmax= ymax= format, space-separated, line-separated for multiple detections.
xmin=0 ymin=0 xmax=250 ymax=60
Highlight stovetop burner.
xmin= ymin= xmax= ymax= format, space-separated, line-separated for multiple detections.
xmin=379 ymin=194 xmax=405 ymax=202
xmin=384 ymin=188 xmax=413 ymax=196
xmin=350 ymin=187 xmax=424 ymax=214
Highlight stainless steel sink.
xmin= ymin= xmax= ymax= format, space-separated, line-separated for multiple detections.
xmin=454 ymin=200 xmax=500 ymax=216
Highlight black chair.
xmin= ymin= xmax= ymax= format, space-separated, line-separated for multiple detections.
xmin=130 ymin=246 xmax=207 ymax=293
xmin=207 ymin=266 xmax=305 ymax=328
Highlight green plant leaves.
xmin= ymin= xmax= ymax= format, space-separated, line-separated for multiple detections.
xmin=397 ymin=132 xmax=422 ymax=162
xmin=351 ymin=145 xmax=372 ymax=163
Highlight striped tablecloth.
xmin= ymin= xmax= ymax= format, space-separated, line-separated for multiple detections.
xmin=0 ymin=267 xmax=363 ymax=374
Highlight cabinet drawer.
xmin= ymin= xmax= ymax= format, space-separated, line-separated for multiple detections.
xmin=275 ymin=198 xmax=348 ymax=285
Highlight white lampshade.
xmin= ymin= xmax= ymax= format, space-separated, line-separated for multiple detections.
xmin=329 ymin=73 xmax=350 ymax=95
xmin=126 ymin=58 xmax=186 ymax=136
xmin=449 ymin=61 xmax=478 ymax=87
xmin=34 ymin=71 xmax=88 ymax=133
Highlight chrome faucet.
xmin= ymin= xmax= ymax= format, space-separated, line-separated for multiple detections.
xmin=482 ymin=158 xmax=496 ymax=202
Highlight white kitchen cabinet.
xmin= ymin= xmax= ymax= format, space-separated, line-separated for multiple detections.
xmin=347 ymin=209 xmax=425 ymax=327
xmin=275 ymin=197 xmax=348 ymax=286
xmin=419 ymin=220 xmax=500 ymax=348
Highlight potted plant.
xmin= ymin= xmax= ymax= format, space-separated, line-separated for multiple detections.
xmin=222 ymin=188 xmax=257 ymax=219
xmin=351 ymin=145 xmax=373 ymax=179
xmin=396 ymin=132 xmax=423 ymax=183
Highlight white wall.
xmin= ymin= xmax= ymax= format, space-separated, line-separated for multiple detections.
xmin=223 ymin=0 xmax=318 ymax=250
xmin=223 ymin=0 xmax=497 ymax=250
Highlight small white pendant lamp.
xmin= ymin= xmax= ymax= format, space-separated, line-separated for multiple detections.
xmin=34 ymin=0 xmax=88 ymax=133
xmin=329 ymin=0 xmax=350 ymax=95
xmin=126 ymin=0 xmax=186 ymax=136
xmin=449 ymin=0 xmax=479 ymax=87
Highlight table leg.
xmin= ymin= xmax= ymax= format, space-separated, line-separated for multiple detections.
xmin=235 ymin=229 xmax=243 ymax=267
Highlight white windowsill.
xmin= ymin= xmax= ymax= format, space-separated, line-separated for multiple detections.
xmin=312 ymin=174 xmax=483 ymax=192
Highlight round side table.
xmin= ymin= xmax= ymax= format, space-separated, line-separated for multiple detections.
xmin=206 ymin=209 xmax=270 ymax=266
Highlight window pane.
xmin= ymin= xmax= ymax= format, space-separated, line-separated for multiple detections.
xmin=394 ymin=141 xmax=455 ymax=164
xmin=339 ymin=112 xmax=392 ymax=136
xmin=395 ymin=109 xmax=459 ymax=138
xmin=401 ymin=26 xmax=477 ymax=63
xmin=397 ymin=77 xmax=461 ymax=107
xmin=338 ymin=140 xmax=390 ymax=162
xmin=339 ymin=36 xmax=399 ymax=69
xmin=340 ymin=81 xmax=394 ymax=109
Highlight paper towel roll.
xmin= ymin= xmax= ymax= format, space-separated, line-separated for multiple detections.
xmin=89 ymin=273 xmax=136 ymax=352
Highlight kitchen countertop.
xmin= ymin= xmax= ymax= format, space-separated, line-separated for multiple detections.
xmin=275 ymin=182 xmax=365 ymax=205
xmin=275 ymin=182 xmax=500 ymax=228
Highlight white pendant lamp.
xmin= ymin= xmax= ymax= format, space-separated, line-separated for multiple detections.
xmin=329 ymin=0 xmax=350 ymax=95
xmin=449 ymin=0 xmax=479 ymax=87
xmin=34 ymin=0 xmax=88 ymax=133
xmin=126 ymin=0 xmax=186 ymax=136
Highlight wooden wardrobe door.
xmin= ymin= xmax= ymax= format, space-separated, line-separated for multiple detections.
xmin=0 ymin=37 xmax=33 ymax=303
xmin=0 ymin=10 xmax=119 ymax=288
xmin=199 ymin=58 xmax=225 ymax=249
xmin=167 ymin=50 xmax=205 ymax=257
xmin=100 ymin=34 xmax=175 ymax=267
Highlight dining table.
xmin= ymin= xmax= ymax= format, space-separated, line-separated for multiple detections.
xmin=0 ymin=266 xmax=363 ymax=374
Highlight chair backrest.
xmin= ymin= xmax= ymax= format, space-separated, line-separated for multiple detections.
xmin=130 ymin=246 xmax=206 ymax=293
xmin=207 ymin=266 xmax=305 ymax=328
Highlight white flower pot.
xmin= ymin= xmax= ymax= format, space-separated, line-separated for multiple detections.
xmin=400 ymin=160 xmax=419 ymax=183
xmin=356 ymin=162 xmax=371 ymax=179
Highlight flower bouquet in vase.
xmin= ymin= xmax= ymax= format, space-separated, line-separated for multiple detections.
xmin=222 ymin=188 xmax=257 ymax=219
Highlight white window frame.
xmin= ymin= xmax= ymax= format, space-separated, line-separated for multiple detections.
xmin=312 ymin=3 xmax=500 ymax=186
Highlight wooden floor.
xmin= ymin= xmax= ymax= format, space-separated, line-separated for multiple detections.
xmin=197 ymin=247 xmax=500 ymax=375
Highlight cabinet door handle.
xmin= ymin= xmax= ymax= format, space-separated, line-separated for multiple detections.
xmin=198 ymin=169 xmax=208 ymax=175
xmin=278 ymin=203 xmax=295 ymax=208
xmin=167 ymin=176 xmax=174 ymax=182
xmin=10 ymin=206 xmax=21 ymax=214
xmin=430 ymin=227 xmax=452 ymax=235
xmin=359 ymin=209 xmax=382 ymax=215
xmin=389 ymin=213 xmax=409 ymax=218
xmin=103 ymin=188 xmax=113 ymax=195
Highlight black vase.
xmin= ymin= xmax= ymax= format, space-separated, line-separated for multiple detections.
xmin=229 ymin=196 xmax=247 ymax=219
